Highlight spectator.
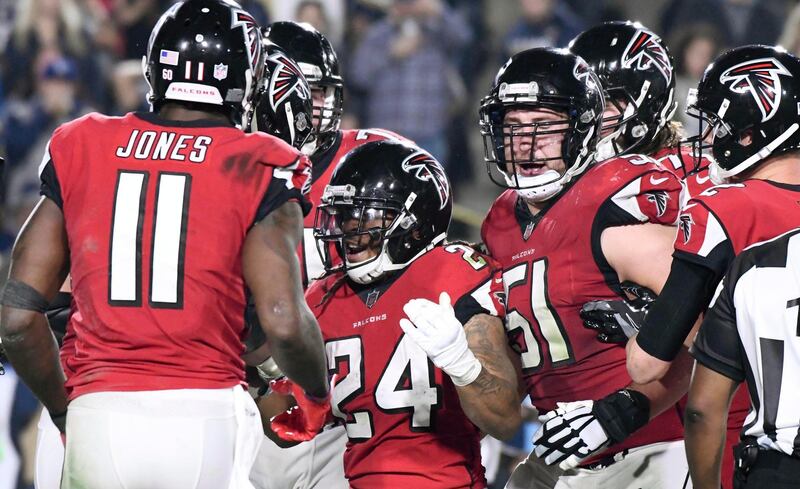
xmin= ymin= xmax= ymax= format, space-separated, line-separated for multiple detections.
xmin=270 ymin=0 xmax=345 ymax=48
xmin=109 ymin=59 xmax=148 ymax=115
xmin=778 ymin=3 xmax=800 ymax=56
xmin=3 ymin=55 xmax=91 ymax=233
xmin=295 ymin=1 xmax=331 ymax=37
xmin=500 ymin=0 xmax=584 ymax=61
xmin=660 ymin=0 xmax=789 ymax=48
xmin=3 ymin=0 xmax=99 ymax=102
xmin=671 ymin=24 xmax=723 ymax=129
xmin=349 ymin=0 xmax=471 ymax=168
xmin=111 ymin=0 xmax=162 ymax=59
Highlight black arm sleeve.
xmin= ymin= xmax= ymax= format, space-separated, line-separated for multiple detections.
xmin=689 ymin=276 xmax=746 ymax=382
xmin=635 ymin=257 xmax=720 ymax=361
xmin=39 ymin=159 xmax=64 ymax=209
xmin=45 ymin=292 xmax=72 ymax=347
xmin=454 ymin=293 xmax=491 ymax=326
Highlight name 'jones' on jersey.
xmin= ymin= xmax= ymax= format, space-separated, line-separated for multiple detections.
xmin=40 ymin=112 xmax=310 ymax=399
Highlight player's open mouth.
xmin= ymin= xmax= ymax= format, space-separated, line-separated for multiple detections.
xmin=345 ymin=243 xmax=372 ymax=262
xmin=517 ymin=164 xmax=548 ymax=177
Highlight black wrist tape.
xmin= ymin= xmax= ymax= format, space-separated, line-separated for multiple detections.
xmin=593 ymin=389 xmax=651 ymax=444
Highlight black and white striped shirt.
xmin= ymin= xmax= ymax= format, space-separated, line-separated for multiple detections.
xmin=692 ymin=227 xmax=800 ymax=457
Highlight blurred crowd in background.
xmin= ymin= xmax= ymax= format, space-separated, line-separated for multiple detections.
xmin=0 ymin=0 xmax=799 ymax=487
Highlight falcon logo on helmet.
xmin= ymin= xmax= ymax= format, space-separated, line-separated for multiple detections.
xmin=401 ymin=151 xmax=450 ymax=210
xmin=719 ymin=57 xmax=792 ymax=122
xmin=268 ymin=52 xmax=310 ymax=111
xmin=231 ymin=10 xmax=261 ymax=70
xmin=622 ymin=30 xmax=673 ymax=84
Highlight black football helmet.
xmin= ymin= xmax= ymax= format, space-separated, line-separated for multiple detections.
xmin=479 ymin=48 xmax=605 ymax=203
xmin=686 ymin=45 xmax=800 ymax=183
xmin=264 ymin=21 xmax=343 ymax=151
xmin=143 ymin=0 xmax=265 ymax=129
xmin=253 ymin=39 xmax=314 ymax=149
xmin=569 ymin=21 xmax=677 ymax=159
xmin=313 ymin=140 xmax=452 ymax=284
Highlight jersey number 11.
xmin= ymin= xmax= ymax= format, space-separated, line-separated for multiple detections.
xmin=108 ymin=170 xmax=191 ymax=308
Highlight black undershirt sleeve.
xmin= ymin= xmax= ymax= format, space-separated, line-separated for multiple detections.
xmin=635 ymin=257 xmax=721 ymax=361
xmin=689 ymin=275 xmax=746 ymax=382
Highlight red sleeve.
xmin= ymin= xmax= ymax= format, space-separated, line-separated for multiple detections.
xmin=673 ymin=197 xmax=735 ymax=275
xmin=633 ymin=166 xmax=683 ymax=225
xmin=443 ymin=244 xmax=506 ymax=324
xmin=252 ymin=154 xmax=313 ymax=224
xmin=594 ymin=156 xmax=684 ymax=230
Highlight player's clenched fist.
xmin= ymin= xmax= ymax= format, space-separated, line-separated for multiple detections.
xmin=270 ymin=378 xmax=333 ymax=442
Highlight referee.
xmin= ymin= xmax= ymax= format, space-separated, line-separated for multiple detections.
xmin=686 ymin=227 xmax=800 ymax=489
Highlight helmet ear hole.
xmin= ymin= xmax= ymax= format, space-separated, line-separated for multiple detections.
xmin=738 ymin=129 xmax=753 ymax=147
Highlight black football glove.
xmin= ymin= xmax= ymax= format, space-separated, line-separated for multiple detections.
xmin=580 ymin=283 xmax=656 ymax=344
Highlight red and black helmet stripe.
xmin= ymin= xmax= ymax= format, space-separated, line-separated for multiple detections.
xmin=621 ymin=30 xmax=673 ymax=84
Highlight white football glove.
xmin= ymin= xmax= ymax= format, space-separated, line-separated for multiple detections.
xmin=532 ymin=400 xmax=610 ymax=470
xmin=400 ymin=292 xmax=482 ymax=386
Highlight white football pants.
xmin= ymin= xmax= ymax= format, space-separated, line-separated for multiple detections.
xmin=34 ymin=408 xmax=64 ymax=489
xmin=62 ymin=387 xmax=262 ymax=489
xmin=505 ymin=440 xmax=692 ymax=489
xmin=249 ymin=425 xmax=348 ymax=489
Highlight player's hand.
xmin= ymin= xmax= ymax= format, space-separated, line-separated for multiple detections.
xmin=269 ymin=378 xmax=332 ymax=442
xmin=580 ymin=283 xmax=656 ymax=344
xmin=400 ymin=292 xmax=482 ymax=386
xmin=533 ymin=390 xmax=650 ymax=470
xmin=580 ymin=299 xmax=646 ymax=343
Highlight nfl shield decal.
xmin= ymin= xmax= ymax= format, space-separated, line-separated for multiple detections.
xmin=213 ymin=63 xmax=228 ymax=81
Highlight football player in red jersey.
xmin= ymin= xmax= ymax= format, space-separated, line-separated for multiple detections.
xmin=479 ymin=48 xmax=696 ymax=488
xmin=569 ymin=21 xmax=714 ymax=203
xmin=571 ymin=23 xmax=744 ymax=489
xmin=0 ymin=2 xmax=330 ymax=489
xmin=587 ymin=45 xmax=800 ymax=488
xmin=264 ymin=21 xmax=411 ymax=286
xmin=24 ymin=37 xmax=321 ymax=489
xmin=247 ymin=21 xmax=412 ymax=489
xmin=263 ymin=140 xmax=521 ymax=488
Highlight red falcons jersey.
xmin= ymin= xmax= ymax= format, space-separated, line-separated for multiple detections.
xmin=674 ymin=179 xmax=800 ymax=447
xmin=481 ymin=155 xmax=685 ymax=458
xmin=306 ymin=245 xmax=505 ymax=489
xmin=300 ymin=128 xmax=410 ymax=285
xmin=39 ymin=112 xmax=311 ymax=400
xmin=650 ymin=145 xmax=714 ymax=202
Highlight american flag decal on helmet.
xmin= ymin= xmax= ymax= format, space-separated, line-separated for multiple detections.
xmin=401 ymin=151 xmax=450 ymax=210
xmin=622 ymin=30 xmax=673 ymax=84
xmin=231 ymin=10 xmax=260 ymax=70
xmin=719 ymin=57 xmax=792 ymax=122
xmin=268 ymin=52 xmax=310 ymax=111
